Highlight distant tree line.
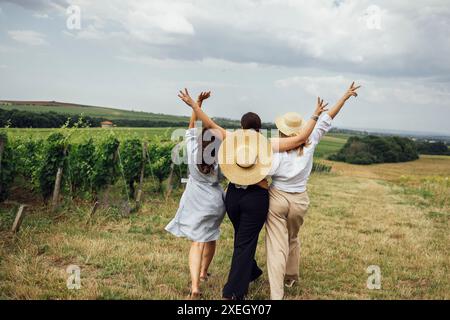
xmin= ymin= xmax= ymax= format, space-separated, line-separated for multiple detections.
xmin=415 ymin=141 xmax=449 ymax=155
xmin=0 ymin=109 xmax=192 ymax=128
xmin=0 ymin=109 xmax=103 ymax=128
xmin=329 ymin=135 xmax=419 ymax=164
xmin=0 ymin=108 xmax=279 ymax=129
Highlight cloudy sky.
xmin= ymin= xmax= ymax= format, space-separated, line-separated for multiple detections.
xmin=0 ymin=0 xmax=449 ymax=135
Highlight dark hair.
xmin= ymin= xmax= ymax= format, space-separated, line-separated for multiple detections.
xmin=197 ymin=127 xmax=216 ymax=175
xmin=241 ymin=112 xmax=261 ymax=131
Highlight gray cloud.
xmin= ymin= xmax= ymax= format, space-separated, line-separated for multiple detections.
xmin=56 ymin=0 xmax=450 ymax=79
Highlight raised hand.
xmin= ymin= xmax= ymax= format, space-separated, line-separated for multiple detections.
xmin=197 ymin=91 xmax=211 ymax=108
xmin=314 ymin=97 xmax=329 ymax=117
xmin=178 ymin=88 xmax=198 ymax=108
xmin=343 ymin=81 xmax=361 ymax=100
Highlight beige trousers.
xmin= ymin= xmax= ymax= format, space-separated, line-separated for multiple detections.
xmin=265 ymin=187 xmax=310 ymax=300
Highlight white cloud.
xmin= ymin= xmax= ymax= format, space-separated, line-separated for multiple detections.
xmin=275 ymin=75 xmax=350 ymax=96
xmin=42 ymin=0 xmax=447 ymax=78
xmin=8 ymin=30 xmax=48 ymax=46
xmin=275 ymin=75 xmax=450 ymax=106
xmin=10 ymin=0 xmax=449 ymax=77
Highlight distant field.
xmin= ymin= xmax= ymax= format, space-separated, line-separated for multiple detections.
xmin=313 ymin=135 xmax=348 ymax=159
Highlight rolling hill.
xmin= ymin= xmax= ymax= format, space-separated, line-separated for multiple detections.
xmin=0 ymin=100 xmax=190 ymax=123
xmin=0 ymin=100 xmax=248 ymax=128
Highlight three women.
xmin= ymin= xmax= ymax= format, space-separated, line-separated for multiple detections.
xmin=166 ymin=82 xmax=360 ymax=299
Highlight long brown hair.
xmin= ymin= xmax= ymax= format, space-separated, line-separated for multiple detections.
xmin=197 ymin=127 xmax=216 ymax=175
xmin=280 ymin=131 xmax=311 ymax=156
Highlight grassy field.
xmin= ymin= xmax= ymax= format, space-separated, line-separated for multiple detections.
xmin=0 ymin=153 xmax=448 ymax=299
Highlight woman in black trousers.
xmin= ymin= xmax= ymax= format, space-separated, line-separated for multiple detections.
xmin=223 ymin=183 xmax=269 ymax=299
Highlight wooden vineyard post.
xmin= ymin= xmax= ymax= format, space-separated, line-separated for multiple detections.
xmin=11 ymin=204 xmax=27 ymax=233
xmin=51 ymin=167 xmax=63 ymax=212
xmin=51 ymin=147 xmax=67 ymax=213
xmin=136 ymin=142 xmax=147 ymax=207
xmin=165 ymin=162 xmax=175 ymax=201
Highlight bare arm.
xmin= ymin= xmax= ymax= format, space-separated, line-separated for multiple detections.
xmin=188 ymin=91 xmax=210 ymax=129
xmin=328 ymin=82 xmax=361 ymax=119
xmin=178 ymin=89 xmax=227 ymax=140
xmin=188 ymin=110 xmax=196 ymax=129
xmin=271 ymin=97 xmax=329 ymax=152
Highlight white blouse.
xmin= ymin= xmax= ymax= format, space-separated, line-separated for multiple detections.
xmin=269 ymin=113 xmax=333 ymax=193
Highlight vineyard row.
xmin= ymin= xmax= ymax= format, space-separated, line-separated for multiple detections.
xmin=0 ymin=131 xmax=331 ymax=208
xmin=0 ymin=131 xmax=185 ymax=208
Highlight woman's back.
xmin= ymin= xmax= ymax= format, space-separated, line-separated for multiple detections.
xmin=270 ymin=113 xmax=333 ymax=193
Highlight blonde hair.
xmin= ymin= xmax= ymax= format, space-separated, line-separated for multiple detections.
xmin=280 ymin=131 xmax=311 ymax=156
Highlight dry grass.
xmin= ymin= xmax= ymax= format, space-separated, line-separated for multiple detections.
xmin=0 ymin=156 xmax=449 ymax=300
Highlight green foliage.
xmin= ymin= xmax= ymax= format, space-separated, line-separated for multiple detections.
xmin=14 ymin=138 xmax=44 ymax=187
xmin=146 ymin=140 xmax=174 ymax=192
xmin=91 ymin=135 xmax=120 ymax=196
xmin=119 ymin=138 xmax=143 ymax=199
xmin=0 ymin=132 xmax=16 ymax=201
xmin=329 ymin=135 xmax=419 ymax=165
xmin=38 ymin=132 xmax=67 ymax=200
xmin=68 ymin=138 xmax=96 ymax=197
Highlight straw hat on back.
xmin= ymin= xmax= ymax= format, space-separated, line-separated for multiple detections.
xmin=275 ymin=112 xmax=305 ymax=136
xmin=218 ymin=129 xmax=273 ymax=185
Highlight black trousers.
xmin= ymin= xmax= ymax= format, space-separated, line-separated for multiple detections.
xmin=223 ymin=183 xmax=269 ymax=299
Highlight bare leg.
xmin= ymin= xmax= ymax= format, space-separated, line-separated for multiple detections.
xmin=200 ymin=241 xmax=216 ymax=279
xmin=189 ymin=242 xmax=206 ymax=294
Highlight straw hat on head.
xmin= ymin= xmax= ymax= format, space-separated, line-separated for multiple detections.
xmin=275 ymin=112 xmax=305 ymax=136
xmin=218 ymin=129 xmax=273 ymax=186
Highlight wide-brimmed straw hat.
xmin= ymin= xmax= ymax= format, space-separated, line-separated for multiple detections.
xmin=275 ymin=112 xmax=305 ymax=136
xmin=218 ymin=129 xmax=273 ymax=185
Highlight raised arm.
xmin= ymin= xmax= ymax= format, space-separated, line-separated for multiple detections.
xmin=328 ymin=81 xmax=361 ymax=119
xmin=188 ymin=109 xmax=196 ymax=129
xmin=271 ymin=97 xmax=329 ymax=152
xmin=188 ymin=91 xmax=210 ymax=129
xmin=178 ymin=88 xmax=227 ymax=140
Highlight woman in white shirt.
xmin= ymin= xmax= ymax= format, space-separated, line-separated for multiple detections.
xmin=266 ymin=82 xmax=361 ymax=300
